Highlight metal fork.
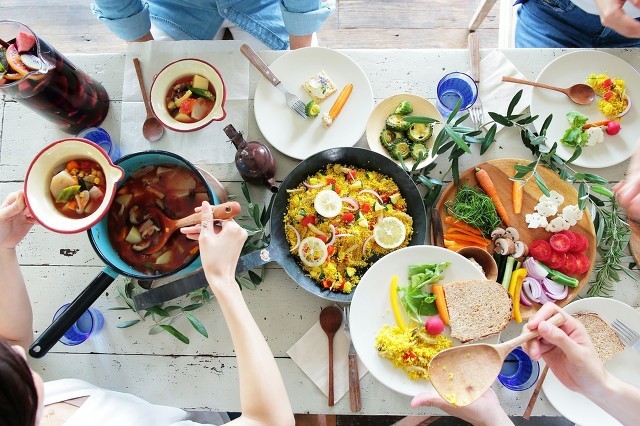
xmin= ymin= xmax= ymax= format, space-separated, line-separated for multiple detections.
xmin=612 ymin=319 xmax=640 ymax=351
xmin=240 ymin=44 xmax=307 ymax=119
xmin=343 ymin=305 xmax=362 ymax=412
xmin=467 ymin=32 xmax=483 ymax=129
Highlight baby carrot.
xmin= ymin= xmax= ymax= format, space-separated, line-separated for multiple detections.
xmin=475 ymin=167 xmax=510 ymax=226
xmin=447 ymin=224 xmax=486 ymax=237
xmin=443 ymin=232 xmax=490 ymax=246
xmin=512 ymin=179 xmax=524 ymax=214
xmin=432 ymin=285 xmax=450 ymax=326
xmin=328 ymin=83 xmax=353 ymax=120
xmin=582 ymin=119 xmax=611 ymax=130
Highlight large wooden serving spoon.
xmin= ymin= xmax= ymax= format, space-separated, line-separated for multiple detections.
xmin=142 ymin=201 xmax=241 ymax=254
xmin=428 ymin=313 xmax=564 ymax=406
xmin=502 ymin=76 xmax=595 ymax=105
xmin=319 ymin=305 xmax=343 ymax=406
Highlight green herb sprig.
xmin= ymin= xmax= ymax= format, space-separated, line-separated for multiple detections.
xmin=444 ymin=185 xmax=502 ymax=236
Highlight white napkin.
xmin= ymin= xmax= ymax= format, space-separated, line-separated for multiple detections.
xmin=475 ymin=50 xmax=533 ymax=132
xmin=122 ymin=41 xmax=249 ymax=164
xmin=287 ymin=320 xmax=368 ymax=402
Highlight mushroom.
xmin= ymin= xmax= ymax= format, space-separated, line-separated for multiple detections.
xmin=128 ymin=205 xmax=142 ymax=225
xmin=494 ymin=237 xmax=515 ymax=255
xmin=490 ymin=228 xmax=506 ymax=241
xmin=132 ymin=240 xmax=151 ymax=251
xmin=504 ymin=226 xmax=520 ymax=241
xmin=513 ymin=241 xmax=529 ymax=260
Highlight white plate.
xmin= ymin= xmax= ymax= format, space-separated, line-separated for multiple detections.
xmin=253 ymin=47 xmax=374 ymax=160
xmin=350 ymin=245 xmax=496 ymax=397
xmin=542 ymin=297 xmax=640 ymax=426
xmin=530 ymin=51 xmax=640 ymax=168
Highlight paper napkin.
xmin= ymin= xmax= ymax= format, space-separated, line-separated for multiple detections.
xmin=474 ymin=50 xmax=533 ymax=132
xmin=287 ymin=320 xmax=368 ymax=402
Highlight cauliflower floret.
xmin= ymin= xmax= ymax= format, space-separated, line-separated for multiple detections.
xmin=561 ymin=204 xmax=584 ymax=226
xmin=585 ymin=126 xmax=604 ymax=147
xmin=525 ymin=212 xmax=549 ymax=229
xmin=545 ymin=216 xmax=571 ymax=232
xmin=534 ymin=200 xmax=558 ymax=217
xmin=539 ymin=190 xmax=564 ymax=207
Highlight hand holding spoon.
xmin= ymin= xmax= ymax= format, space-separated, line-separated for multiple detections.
xmin=133 ymin=58 xmax=164 ymax=142
xmin=319 ymin=305 xmax=343 ymax=406
xmin=428 ymin=313 xmax=564 ymax=407
xmin=502 ymin=76 xmax=595 ymax=105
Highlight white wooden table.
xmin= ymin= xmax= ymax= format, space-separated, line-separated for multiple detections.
xmin=1 ymin=49 xmax=639 ymax=417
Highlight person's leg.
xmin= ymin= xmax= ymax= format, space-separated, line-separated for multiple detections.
xmin=515 ymin=0 xmax=604 ymax=47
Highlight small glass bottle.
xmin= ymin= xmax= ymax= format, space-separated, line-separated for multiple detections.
xmin=224 ymin=124 xmax=278 ymax=193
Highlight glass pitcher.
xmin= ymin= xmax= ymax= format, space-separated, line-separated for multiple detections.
xmin=0 ymin=20 xmax=109 ymax=134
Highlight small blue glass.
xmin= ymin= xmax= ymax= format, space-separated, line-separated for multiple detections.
xmin=498 ymin=346 xmax=540 ymax=391
xmin=53 ymin=304 xmax=104 ymax=346
xmin=76 ymin=127 xmax=121 ymax=161
xmin=436 ymin=72 xmax=478 ymax=119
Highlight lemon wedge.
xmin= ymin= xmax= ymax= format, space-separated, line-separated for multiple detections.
xmin=314 ymin=189 xmax=342 ymax=218
xmin=298 ymin=237 xmax=328 ymax=267
xmin=374 ymin=217 xmax=406 ymax=249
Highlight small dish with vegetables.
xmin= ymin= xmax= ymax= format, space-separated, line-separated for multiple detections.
xmin=150 ymin=58 xmax=226 ymax=132
xmin=366 ymin=94 xmax=443 ymax=170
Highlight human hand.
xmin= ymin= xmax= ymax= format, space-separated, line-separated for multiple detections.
xmin=0 ymin=191 xmax=36 ymax=250
xmin=615 ymin=142 xmax=640 ymax=220
xmin=594 ymin=0 xmax=640 ymax=38
xmin=411 ymin=388 xmax=512 ymax=426
xmin=522 ymin=303 xmax=608 ymax=397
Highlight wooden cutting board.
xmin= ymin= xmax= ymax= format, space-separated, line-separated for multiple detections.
xmin=436 ymin=158 xmax=597 ymax=319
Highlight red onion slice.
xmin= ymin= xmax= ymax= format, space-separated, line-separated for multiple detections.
xmin=341 ymin=197 xmax=360 ymax=211
xmin=542 ymin=277 xmax=569 ymax=300
xmin=303 ymin=181 xmax=324 ymax=189
xmin=362 ymin=234 xmax=375 ymax=255
xmin=522 ymin=277 xmax=542 ymax=302
xmin=520 ymin=289 xmax=534 ymax=307
xmin=524 ymin=257 xmax=548 ymax=280
xmin=328 ymin=224 xmax=336 ymax=246
xmin=286 ymin=224 xmax=301 ymax=251
xmin=358 ymin=189 xmax=384 ymax=204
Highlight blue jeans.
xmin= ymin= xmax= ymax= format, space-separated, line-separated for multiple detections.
xmin=515 ymin=0 xmax=640 ymax=48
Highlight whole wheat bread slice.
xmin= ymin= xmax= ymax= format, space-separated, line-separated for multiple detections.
xmin=443 ymin=279 xmax=513 ymax=343
xmin=574 ymin=312 xmax=625 ymax=363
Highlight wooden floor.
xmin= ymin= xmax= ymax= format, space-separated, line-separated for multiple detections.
xmin=1 ymin=0 xmax=499 ymax=53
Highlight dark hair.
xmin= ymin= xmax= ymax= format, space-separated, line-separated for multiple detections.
xmin=0 ymin=340 xmax=38 ymax=426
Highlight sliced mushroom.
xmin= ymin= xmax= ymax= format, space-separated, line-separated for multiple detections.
xmin=494 ymin=237 xmax=515 ymax=255
xmin=128 ymin=205 xmax=142 ymax=225
xmin=138 ymin=218 xmax=161 ymax=239
xmin=513 ymin=241 xmax=529 ymax=259
xmin=132 ymin=240 xmax=151 ymax=251
xmin=504 ymin=226 xmax=520 ymax=241
xmin=491 ymin=227 xmax=506 ymax=241
xmin=74 ymin=191 xmax=91 ymax=214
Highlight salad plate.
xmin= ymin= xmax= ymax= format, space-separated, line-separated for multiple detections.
xmin=542 ymin=297 xmax=640 ymax=426
xmin=253 ymin=47 xmax=374 ymax=160
xmin=349 ymin=245 xmax=496 ymax=397
xmin=530 ymin=51 xmax=640 ymax=168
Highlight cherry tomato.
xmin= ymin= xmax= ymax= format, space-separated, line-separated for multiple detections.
xmin=301 ymin=215 xmax=316 ymax=227
xmin=560 ymin=253 xmax=577 ymax=275
xmin=550 ymin=233 xmax=571 ymax=253
xmin=342 ymin=213 xmax=355 ymax=223
xmin=529 ymin=240 xmax=553 ymax=262
xmin=558 ymin=230 xmax=576 ymax=249
xmin=606 ymin=121 xmax=621 ymax=136
xmin=574 ymin=252 xmax=591 ymax=274
xmin=546 ymin=250 xmax=567 ymax=270
xmin=361 ymin=202 xmax=372 ymax=213
xmin=602 ymin=78 xmax=613 ymax=88
xmin=604 ymin=90 xmax=614 ymax=101
xmin=569 ymin=231 xmax=589 ymax=253
xmin=346 ymin=170 xmax=357 ymax=181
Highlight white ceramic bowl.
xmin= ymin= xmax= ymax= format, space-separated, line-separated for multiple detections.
xmin=150 ymin=58 xmax=227 ymax=132
xmin=24 ymin=138 xmax=124 ymax=234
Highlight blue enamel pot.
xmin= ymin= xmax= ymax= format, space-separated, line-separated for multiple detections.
xmin=30 ymin=150 xmax=217 ymax=358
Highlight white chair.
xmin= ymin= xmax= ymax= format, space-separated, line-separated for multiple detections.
xmin=468 ymin=0 xmax=520 ymax=48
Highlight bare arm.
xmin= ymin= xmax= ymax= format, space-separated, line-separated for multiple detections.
xmin=289 ymin=34 xmax=313 ymax=49
xmin=0 ymin=191 xmax=36 ymax=348
xmin=184 ymin=202 xmax=294 ymax=426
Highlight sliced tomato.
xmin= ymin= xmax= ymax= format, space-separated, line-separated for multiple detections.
xmin=301 ymin=215 xmax=316 ymax=227
xmin=327 ymin=245 xmax=336 ymax=257
xmin=602 ymin=78 xmax=613 ymax=88
xmin=558 ymin=230 xmax=576 ymax=249
xmin=179 ymin=97 xmax=196 ymax=114
xmin=325 ymin=178 xmax=336 ymax=185
xmin=361 ymin=202 xmax=372 ymax=213
xmin=317 ymin=234 xmax=329 ymax=243
xmin=546 ymin=250 xmax=567 ymax=270
xmin=604 ymin=90 xmax=614 ymax=101
xmin=322 ymin=279 xmax=332 ymax=289
xmin=529 ymin=240 xmax=553 ymax=262
xmin=560 ymin=253 xmax=577 ymax=275
xmin=346 ymin=170 xmax=357 ymax=181
xmin=570 ymin=232 xmax=589 ymax=253
xmin=549 ymin=233 xmax=571 ymax=253
xmin=381 ymin=194 xmax=390 ymax=203
xmin=342 ymin=213 xmax=355 ymax=223
xmin=574 ymin=252 xmax=591 ymax=274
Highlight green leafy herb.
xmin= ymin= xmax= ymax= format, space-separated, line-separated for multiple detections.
xmin=398 ymin=262 xmax=450 ymax=323
xmin=445 ymin=185 xmax=502 ymax=236
xmin=560 ymin=111 xmax=589 ymax=147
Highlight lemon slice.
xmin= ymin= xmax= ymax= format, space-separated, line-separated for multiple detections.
xmin=314 ymin=189 xmax=342 ymax=218
xmin=374 ymin=217 xmax=406 ymax=249
xmin=298 ymin=237 xmax=328 ymax=267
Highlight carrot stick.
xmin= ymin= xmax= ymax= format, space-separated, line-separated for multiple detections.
xmin=443 ymin=216 xmax=483 ymax=235
xmin=582 ymin=120 xmax=610 ymax=130
xmin=328 ymin=83 xmax=353 ymax=120
xmin=512 ymin=179 xmax=524 ymax=214
xmin=443 ymin=232 xmax=490 ymax=246
xmin=475 ymin=168 xmax=510 ymax=226
xmin=432 ymin=285 xmax=450 ymax=325
xmin=447 ymin=224 xmax=486 ymax=237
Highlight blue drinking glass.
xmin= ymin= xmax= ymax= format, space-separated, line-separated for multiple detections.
xmin=52 ymin=304 xmax=104 ymax=346
xmin=498 ymin=346 xmax=540 ymax=391
xmin=76 ymin=127 xmax=121 ymax=162
xmin=436 ymin=72 xmax=478 ymax=119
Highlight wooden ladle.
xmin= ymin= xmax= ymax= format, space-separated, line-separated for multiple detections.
xmin=319 ymin=305 xmax=343 ymax=406
xmin=502 ymin=76 xmax=595 ymax=105
xmin=142 ymin=201 xmax=241 ymax=254
xmin=428 ymin=313 xmax=564 ymax=406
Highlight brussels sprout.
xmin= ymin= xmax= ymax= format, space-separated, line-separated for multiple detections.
xmin=394 ymin=100 xmax=414 ymax=115
xmin=411 ymin=143 xmax=428 ymax=161
xmin=407 ymin=123 xmax=433 ymax=143
xmin=305 ymin=100 xmax=321 ymax=118
xmin=391 ymin=137 xmax=411 ymax=159
xmin=386 ymin=114 xmax=411 ymax=132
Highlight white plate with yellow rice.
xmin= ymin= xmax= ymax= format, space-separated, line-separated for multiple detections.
xmin=530 ymin=50 xmax=640 ymax=168
xmin=350 ymin=245 xmax=500 ymax=396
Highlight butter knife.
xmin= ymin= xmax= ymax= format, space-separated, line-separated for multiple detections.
xmin=343 ymin=305 xmax=362 ymax=412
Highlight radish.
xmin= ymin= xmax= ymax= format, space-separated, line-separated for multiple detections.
xmin=606 ymin=121 xmax=621 ymax=136
xmin=425 ymin=316 xmax=445 ymax=335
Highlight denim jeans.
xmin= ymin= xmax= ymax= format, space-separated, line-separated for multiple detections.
xmin=515 ymin=0 xmax=640 ymax=48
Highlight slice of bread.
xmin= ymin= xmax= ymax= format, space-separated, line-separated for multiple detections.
xmin=574 ymin=312 xmax=625 ymax=363
xmin=302 ymin=70 xmax=337 ymax=103
xmin=444 ymin=279 xmax=513 ymax=343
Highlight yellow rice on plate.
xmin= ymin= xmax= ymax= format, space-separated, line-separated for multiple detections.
xmin=586 ymin=73 xmax=628 ymax=117
xmin=375 ymin=325 xmax=452 ymax=380
xmin=284 ymin=164 xmax=413 ymax=293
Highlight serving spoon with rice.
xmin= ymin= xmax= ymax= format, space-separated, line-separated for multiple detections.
xmin=427 ymin=313 xmax=564 ymax=406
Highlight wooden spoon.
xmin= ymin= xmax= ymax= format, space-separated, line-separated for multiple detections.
xmin=133 ymin=58 xmax=164 ymax=142
xmin=319 ymin=305 xmax=343 ymax=406
xmin=428 ymin=313 xmax=564 ymax=406
xmin=502 ymin=76 xmax=595 ymax=105
xmin=142 ymin=201 xmax=241 ymax=254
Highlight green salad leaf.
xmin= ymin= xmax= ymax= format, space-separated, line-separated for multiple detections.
xmin=560 ymin=111 xmax=589 ymax=147
xmin=398 ymin=262 xmax=450 ymax=323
